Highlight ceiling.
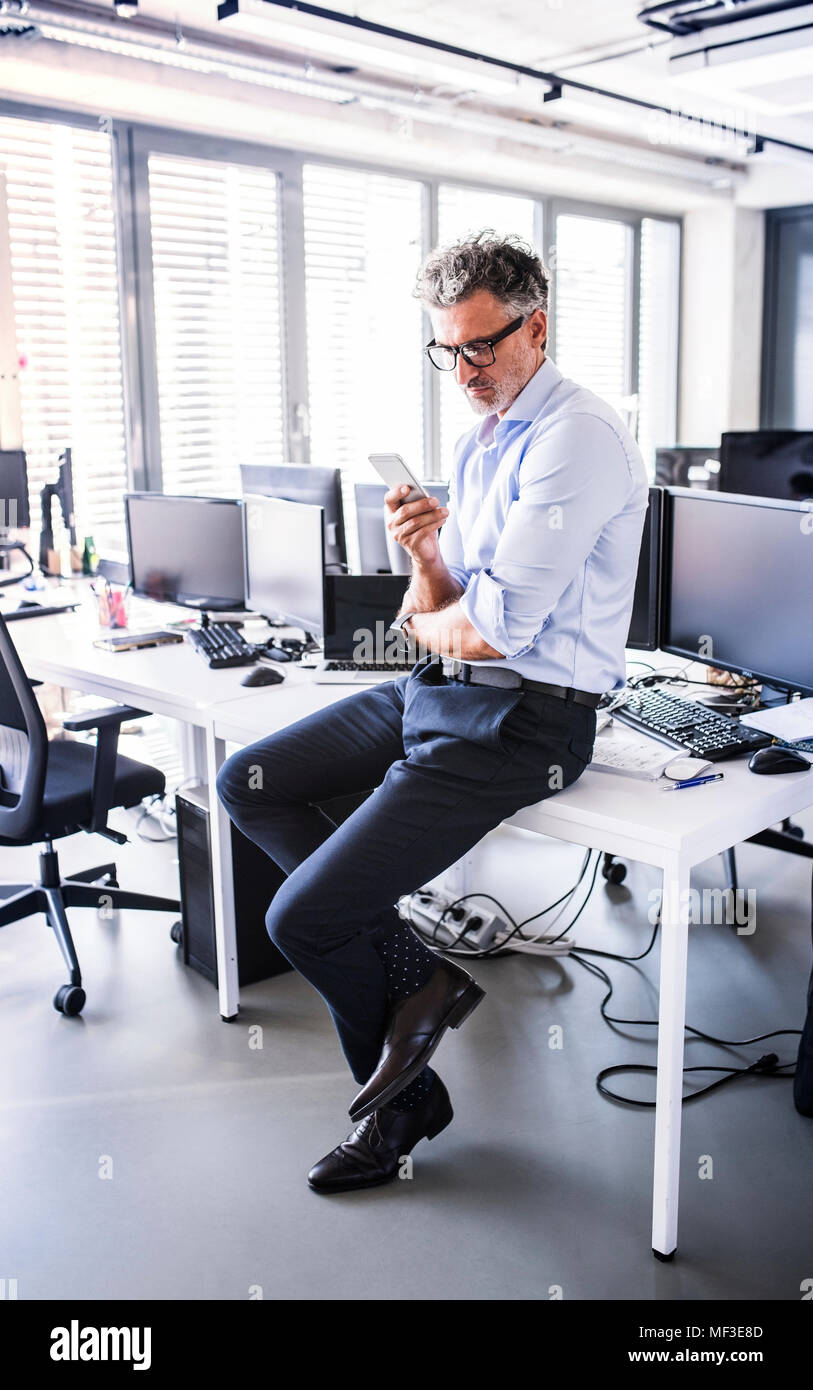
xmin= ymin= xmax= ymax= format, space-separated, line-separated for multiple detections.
xmin=4 ymin=0 xmax=813 ymax=207
xmin=149 ymin=0 xmax=650 ymax=68
xmin=138 ymin=0 xmax=813 ymax=151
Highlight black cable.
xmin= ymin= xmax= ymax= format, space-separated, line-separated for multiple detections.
xmin=569 ymin=913 xmax=801 ymax=1104
xmin=408 ymin=849 xmax=600 ymax=957
xmin=408 ymin=866 xmax=802 ymax=1104
xmin=596 ymin=1055 xmax=795 ymax=1107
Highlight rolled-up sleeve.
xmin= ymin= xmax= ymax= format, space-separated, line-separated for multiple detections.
xmin=458 ymin=413 xmax=635 ymax=659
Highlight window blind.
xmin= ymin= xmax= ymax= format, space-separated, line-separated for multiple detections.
xmin=553 ymin=213 xmax=632 ymax=427
xmin=147 ymin=153 xmax=285 ymax=497
xmin=303 ymin=163 xmax=424 ymax=571
xmin=0 ymin=116 xmax=127 ymax=554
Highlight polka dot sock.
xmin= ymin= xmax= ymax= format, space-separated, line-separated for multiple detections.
xmin=387 ymin=1066 xmax=437 ymax=1112
xmin=373 ymin=921 xmax=442 ymax=1005
xmin=371 ymin=924 xmax=444 ymax=1111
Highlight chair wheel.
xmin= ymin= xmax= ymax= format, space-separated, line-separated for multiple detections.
xmin=170 ymin=920 xmax=183 ymax=945
xmin=105 ymin=876 xmax=119 ymax=888
xmin=54 ymin=984 xmax=86 ymax=1016
xmin=786 ymin=824 xmax=805 ymax=840
xmin=602 ymin=859 xmax=627 ymax=885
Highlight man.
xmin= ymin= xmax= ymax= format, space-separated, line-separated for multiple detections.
xmin=216 ymin=231 xmax=648 ymax=1194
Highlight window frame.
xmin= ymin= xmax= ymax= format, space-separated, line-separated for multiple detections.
xmin=0 ymin=96 xmax=682 ymax=490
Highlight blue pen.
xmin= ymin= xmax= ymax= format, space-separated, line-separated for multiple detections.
xmin=660 ymin=773 xmax=725 ymax=792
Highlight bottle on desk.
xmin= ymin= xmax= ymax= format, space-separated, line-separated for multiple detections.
xmin=81 ymin=535 xmax=97 ymax=576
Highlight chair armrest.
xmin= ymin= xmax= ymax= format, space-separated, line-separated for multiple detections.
xmin=61 ymin=705 xmax=152 ymax=841
xmin=62 ymin=704 xmax=149 ymax=733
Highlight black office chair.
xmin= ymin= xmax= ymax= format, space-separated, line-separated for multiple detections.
xmin=0 ymin=612 xmax=180 ymax=1016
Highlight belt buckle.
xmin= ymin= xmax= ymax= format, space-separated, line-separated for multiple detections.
xmin=443 ymin=657 xmax=464 ymax=682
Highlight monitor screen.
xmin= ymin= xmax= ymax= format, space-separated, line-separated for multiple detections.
xmin=0 ymin=450 xmax=30 ymax=530
xmin=324 ymin=574 xmax=409 ymax=658
xmin=662 ymin=489 xmax=813 ymax=695
xmin=654 ymin=446 xmax=719 ymax=489
xmin=719 ymin=431 xmax=813 ymax=501
xmin=125 ymin=494 xmax=246 ymax=610
xmin=240 ymin=463 xmax=346 ymax=572
xmin=243 ymin=494 xmax=325 ymax=636
xmin=626 ymin=487 xmax=661 ymax=651
xmin=354 ymin=481 xmax=449 ymax=575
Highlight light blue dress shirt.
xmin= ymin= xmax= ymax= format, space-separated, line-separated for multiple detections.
xmin=438 ymin=355 xmax=649 ymax=694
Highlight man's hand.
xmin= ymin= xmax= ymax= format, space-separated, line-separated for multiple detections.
xmin=385 ymin=486 xmax=449 ymax=567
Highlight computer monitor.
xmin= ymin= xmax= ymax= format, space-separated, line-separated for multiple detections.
xmin=243 ymin=494 xmax=325 ymax=637
xmin=661 ymin=488 xmax=813 ymax=696
xmin=354 ymin=481 xmax=450 ymax=574
xmin=626 ymin=486 xmax=661 ymax=652
xmin=719 ymin=431 xmax=813 ymax=501
xmin=654 ymin=446 xmax=720 ymax=489
xmin=125 ymin=494 xmax=246 ymax=611
xmin=0 ymin=450 xmax=30 ymax=530
xmin=323 ymin=574 xmax=410 ymax=658
xmin=240 ymin=463 xmax=346 ymax=572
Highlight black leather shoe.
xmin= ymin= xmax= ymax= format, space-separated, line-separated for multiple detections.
xmin=348 ymin=959 xmax=485 ymax=1123
xmin=307 ymin=1075 xmax=453 ymax=1194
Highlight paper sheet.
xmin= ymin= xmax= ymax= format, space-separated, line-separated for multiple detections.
xmin=740 ymin=697 xmax=813 ymax=741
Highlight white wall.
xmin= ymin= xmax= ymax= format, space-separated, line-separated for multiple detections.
xmin=678 ymin=205 xmax=765 ymax=444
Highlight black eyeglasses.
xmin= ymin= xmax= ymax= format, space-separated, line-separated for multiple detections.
xmin=424 ymin=315 xmax=526 ymax=371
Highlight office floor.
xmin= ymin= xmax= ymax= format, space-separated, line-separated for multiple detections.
xmin=1 ymin=803 xmax=812 ymax=1302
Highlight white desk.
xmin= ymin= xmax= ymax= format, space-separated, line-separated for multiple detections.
xmin=209 ymin=685 xmax=813 ymax=1261
xmin=3 ymin=584 xmax=302 ymax=1002
xmin=8 ymin=595 xmax=813 ymax=1257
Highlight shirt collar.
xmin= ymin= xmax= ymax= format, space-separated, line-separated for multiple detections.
xmin=474 ymin=355 xmax=562 ymax=448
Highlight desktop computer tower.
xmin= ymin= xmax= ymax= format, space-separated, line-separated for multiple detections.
xmin=176 ymin=785 xmax=290 ymax=986
xmin=175 ymin=784 xmax=373 ymax=987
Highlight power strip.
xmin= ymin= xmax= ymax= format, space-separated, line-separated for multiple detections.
xmin=397 ymin=887 xmax=503 ymax=952
xmin=398 ymin=886 xmax=578 ymax=956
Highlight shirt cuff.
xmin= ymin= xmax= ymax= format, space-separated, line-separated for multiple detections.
xmin=458 ymin=570 xmax=549 ymax=660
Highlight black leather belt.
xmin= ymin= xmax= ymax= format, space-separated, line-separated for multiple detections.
xmin=438 ymin=657 xmax=602 ymax=708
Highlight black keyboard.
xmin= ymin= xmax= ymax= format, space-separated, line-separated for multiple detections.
xmin=187 ymin=623 xmax=257 ymax=669
xmin=613 ymin=687 xmax=774 ymax=762
xmin=3 ymin=602 xmax=80 ymax=621
xmin=324 ymin=660 xmax=413 ymax=672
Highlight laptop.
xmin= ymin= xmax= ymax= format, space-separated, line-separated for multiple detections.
xmin=313 ymin=574 xmax=417 ymax=684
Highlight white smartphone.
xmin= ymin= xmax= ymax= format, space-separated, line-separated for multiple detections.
xmin=368 ymin=453 xmax=429 ymax=505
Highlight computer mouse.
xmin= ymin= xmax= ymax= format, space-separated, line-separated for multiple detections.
xmin=241 ymin=666 xmax=285 ymax=687
xmin=748 ymin=746 xmax=811 ymax=775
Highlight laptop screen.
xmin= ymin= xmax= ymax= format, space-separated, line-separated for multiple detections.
xmin=324 ymin=575 xmax=409 ymax=660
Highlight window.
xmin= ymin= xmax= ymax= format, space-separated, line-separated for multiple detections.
xmin=763 ymin=205 xmax=813 ymax=429
xmin=147 ymin=153 xmax=285 ymax=496
xmin=553 ymin=213 xmax=633 ymax=420
xmin=638 ymin=218 xmax=680 ymax=470
xmin=436 ymin=185 xmax=538 ymax=477
xmin=303 ymin=163 xmax=424 ymax=481
xmin=0 ymin=116 xmax=127 ymax=554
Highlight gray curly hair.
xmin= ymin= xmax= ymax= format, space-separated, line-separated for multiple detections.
xmin=414 ymin=229 xmax=549 ymax=330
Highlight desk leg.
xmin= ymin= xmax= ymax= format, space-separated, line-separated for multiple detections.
xmin=181 ymin=722 xmax=208 ymax=785
xmin=651 ymin=855 xmax=691 ymax=1262
xmin=204 ymin=722 xmax=240 ymax=1022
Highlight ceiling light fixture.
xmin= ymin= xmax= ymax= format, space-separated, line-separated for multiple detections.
xmin=217 ymin=0 xmax=531 ymax=98
xmin=9 ymin=7 xmax=356 ymax=103
xmin=217 ymin=0 xmax=813 ymax=163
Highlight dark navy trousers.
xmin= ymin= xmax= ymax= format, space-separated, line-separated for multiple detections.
xmin=215 ymin=658 xmax=596 ymax=1086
